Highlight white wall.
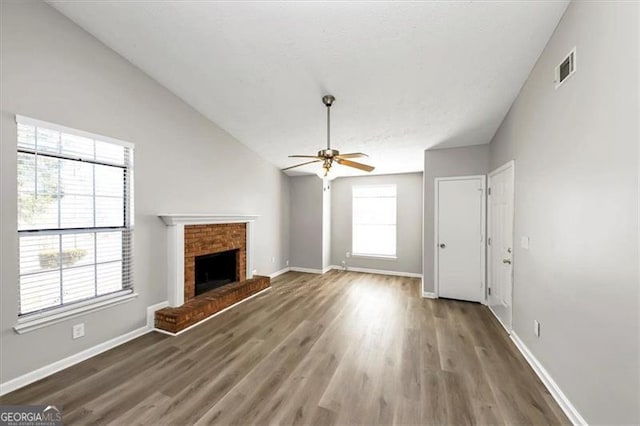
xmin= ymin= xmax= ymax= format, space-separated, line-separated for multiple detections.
xmin=0 ymin=1 xmax=290 ymax=383
xmin=489 ymin=1 xmax=639 ymax=423
xmin=322 ymin=180 xmax=331 ymax=270
xmin=331 ymin=173 xmax=423 ymax=274
xmin=423 ymin=146 xmax=489 ymax=293
xmin=289 ymin=176 xmax=323 ymax=270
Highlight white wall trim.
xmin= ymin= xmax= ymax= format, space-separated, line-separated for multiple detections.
xmin=331 ymin=265 xmax=422 ymax=278
xmin=153 ymin=287 xmax=271 ymax=336
xmin=0 ymin=325 xmax=151 ymax=396
xmin=146 ymin=301 xmax=169 ymax=329
xmin=422 ymin=291 xmax=437 ymax=299
xmin=289 ymin=266 xmax=325 ymax=274
xmin=511 ymin=332 xmax=587 ymax=426
xmin=290 ymin=265 xmax=422 ymax=278
xmin=433 ymin=175 xmax=486 ymax=301
xmin=268 ymin=267 xmax=290 ymax=278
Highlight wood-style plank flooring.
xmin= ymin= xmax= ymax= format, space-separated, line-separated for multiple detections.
xmin=1 ymin=270 xmax=569 ymax=425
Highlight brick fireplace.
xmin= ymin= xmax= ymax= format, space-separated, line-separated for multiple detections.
xmin=155 ymin=214 xmax=270 ymax=334
xmin=184 ymin=223 xmax=247 ymax=301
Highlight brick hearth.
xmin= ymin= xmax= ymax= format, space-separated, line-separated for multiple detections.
xmin=155 ymin=275 xmax=270 ymax=333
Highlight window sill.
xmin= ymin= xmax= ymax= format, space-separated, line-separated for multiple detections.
xmin=351 ymin=253 xmax=398 ymax=261
xmin=14 ymin=291 xmax=138 ymax=335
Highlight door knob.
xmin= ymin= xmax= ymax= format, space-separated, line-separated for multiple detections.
xmin=502 ymin=259 xmax=512 ymax=264
xmin=439 ymin=243 xmax=446 ymax=249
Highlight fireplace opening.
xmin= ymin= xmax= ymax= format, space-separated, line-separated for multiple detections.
xmin=194 ymin=249 xmax=239 ymax=296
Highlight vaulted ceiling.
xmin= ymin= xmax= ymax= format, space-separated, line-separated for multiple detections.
xmin=50 ymin=1 xmax=568 ymax=176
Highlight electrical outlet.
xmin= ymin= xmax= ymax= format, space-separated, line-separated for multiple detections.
xmin=252 ymin=269 xmax=257 ymax=276
xmin=346 ymin=252 xmax=351 ymax=258
xmin=521 ymin=236 xmax=530 ymax=250
xmin=72 ymin=323 xmax=85 ymax=339
xmin=285 ymin=260 xmax=289 ymax=266
xmin=533 ymin=320 xmax=540 ymax=337
xmin=271 ymin=256 xmax=275 ymax=264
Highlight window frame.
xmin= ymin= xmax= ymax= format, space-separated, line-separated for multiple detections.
xmin=14 ymin=115 xmax=137 ymax=333
xmin=351 ymin=184 xmax=398 ymax=259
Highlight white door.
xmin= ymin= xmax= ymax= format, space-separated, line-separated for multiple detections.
xmin=436 ymin=176 xmax=485 ymax=302
xmin=487 ymin=161 xmax=515 ymax=331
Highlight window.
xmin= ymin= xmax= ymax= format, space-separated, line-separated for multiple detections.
xmin=17 ymin=116 xmax=134 ymax=317
xmin=352 ymin=184 xmax=397 ymax=257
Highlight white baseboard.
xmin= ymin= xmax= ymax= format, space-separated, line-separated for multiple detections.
xmin=331 ymin=265 xmax=422 ymax=278
xmin=422 ymin=291 xmax=437 ymax=299
xmin=488 ymin=305 xmax=511 ymax=335
xmin=0 ymin=325 xmax=151 ymax=396
xmin=146 ymin=301 xmax=169 ymax=329
xmin=289 ymin=265 xmax=422 ymax=279
xmin=510 ymin=332 xmax=587 ymax=426
xmin=268 ymin=267 xmax=290 ymax=278
xmin=289 ymin=266 xmax=325 ymax=274
xmin=153 ymin=286 xmax=271 ymax=336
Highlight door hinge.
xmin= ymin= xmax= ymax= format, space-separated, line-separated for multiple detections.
xmin=487 ymin=187 xmax=492 ymax=195
xmin=488 ymin=287 xmax=492 ymax=295
xmin=488 ymin=237 xmax=491 ymax=245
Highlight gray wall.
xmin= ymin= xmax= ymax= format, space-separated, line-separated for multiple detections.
xmin=423 ymin=145 xmax=489 ymax=293
xmin=331 ymin=173 xmax=423 ymax=274
xmin=489 ymin=1 xmax=639 ymax=423
xmin=289 ymin=176 xmax=323 ymax=270
xmin=0 ymin=1 xmax=290 ymax=383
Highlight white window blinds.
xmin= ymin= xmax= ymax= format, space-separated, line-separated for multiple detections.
xmin=16 ymin=116 xmax=134 ymax=316
xmin=352 ymin=184 xmax=397 ymax=257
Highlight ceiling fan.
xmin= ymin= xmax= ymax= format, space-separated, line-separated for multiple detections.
xmin=282 ymin=95 xmax=375 ymax=179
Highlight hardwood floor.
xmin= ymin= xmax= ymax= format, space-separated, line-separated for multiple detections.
xmin=1 ymin=270 xmax=569 ymax=425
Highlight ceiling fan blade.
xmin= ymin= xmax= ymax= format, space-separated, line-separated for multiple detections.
xmin=335 ymin=152 xmax=368 ymax=159
xmin=335 ymin=158 xmax=375 ymax=172
xmin=289 ymin=155 xmax=323 ymax=159
xmin=281 ymin=160 xmax=321 ymax=171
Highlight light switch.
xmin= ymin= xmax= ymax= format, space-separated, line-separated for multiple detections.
xmin=520 ymin=236 xmax=530 ymax=250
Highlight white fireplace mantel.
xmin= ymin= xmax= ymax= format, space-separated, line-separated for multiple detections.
xmin=158 ymin=214 xmax=259 ymax=307
xmin=159 ymin=213 xmax=259 ymax=226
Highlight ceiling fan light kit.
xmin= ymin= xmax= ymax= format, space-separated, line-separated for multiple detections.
xmin=282 ymin=95 xmax=375 ymax=179
xmin=317 ymin=164 xmax=338 ymax=180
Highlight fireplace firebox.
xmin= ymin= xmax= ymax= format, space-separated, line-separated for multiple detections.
xmin=194 ymin=249 xmax=239 ymax=296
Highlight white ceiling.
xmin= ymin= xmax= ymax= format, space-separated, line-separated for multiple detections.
xmin=49 ymin=1 xmax=568 ymax=177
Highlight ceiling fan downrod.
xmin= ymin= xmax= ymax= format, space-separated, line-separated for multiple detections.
xmin=322 ymin=95 xmax=336 ymax=156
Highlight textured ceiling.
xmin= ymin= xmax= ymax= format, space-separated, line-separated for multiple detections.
xmin=49 ymin=1 xmax=568 ymax=176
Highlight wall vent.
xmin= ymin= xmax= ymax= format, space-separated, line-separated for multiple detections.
xmin=555 ymin=47 xmax=576 ymax=89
